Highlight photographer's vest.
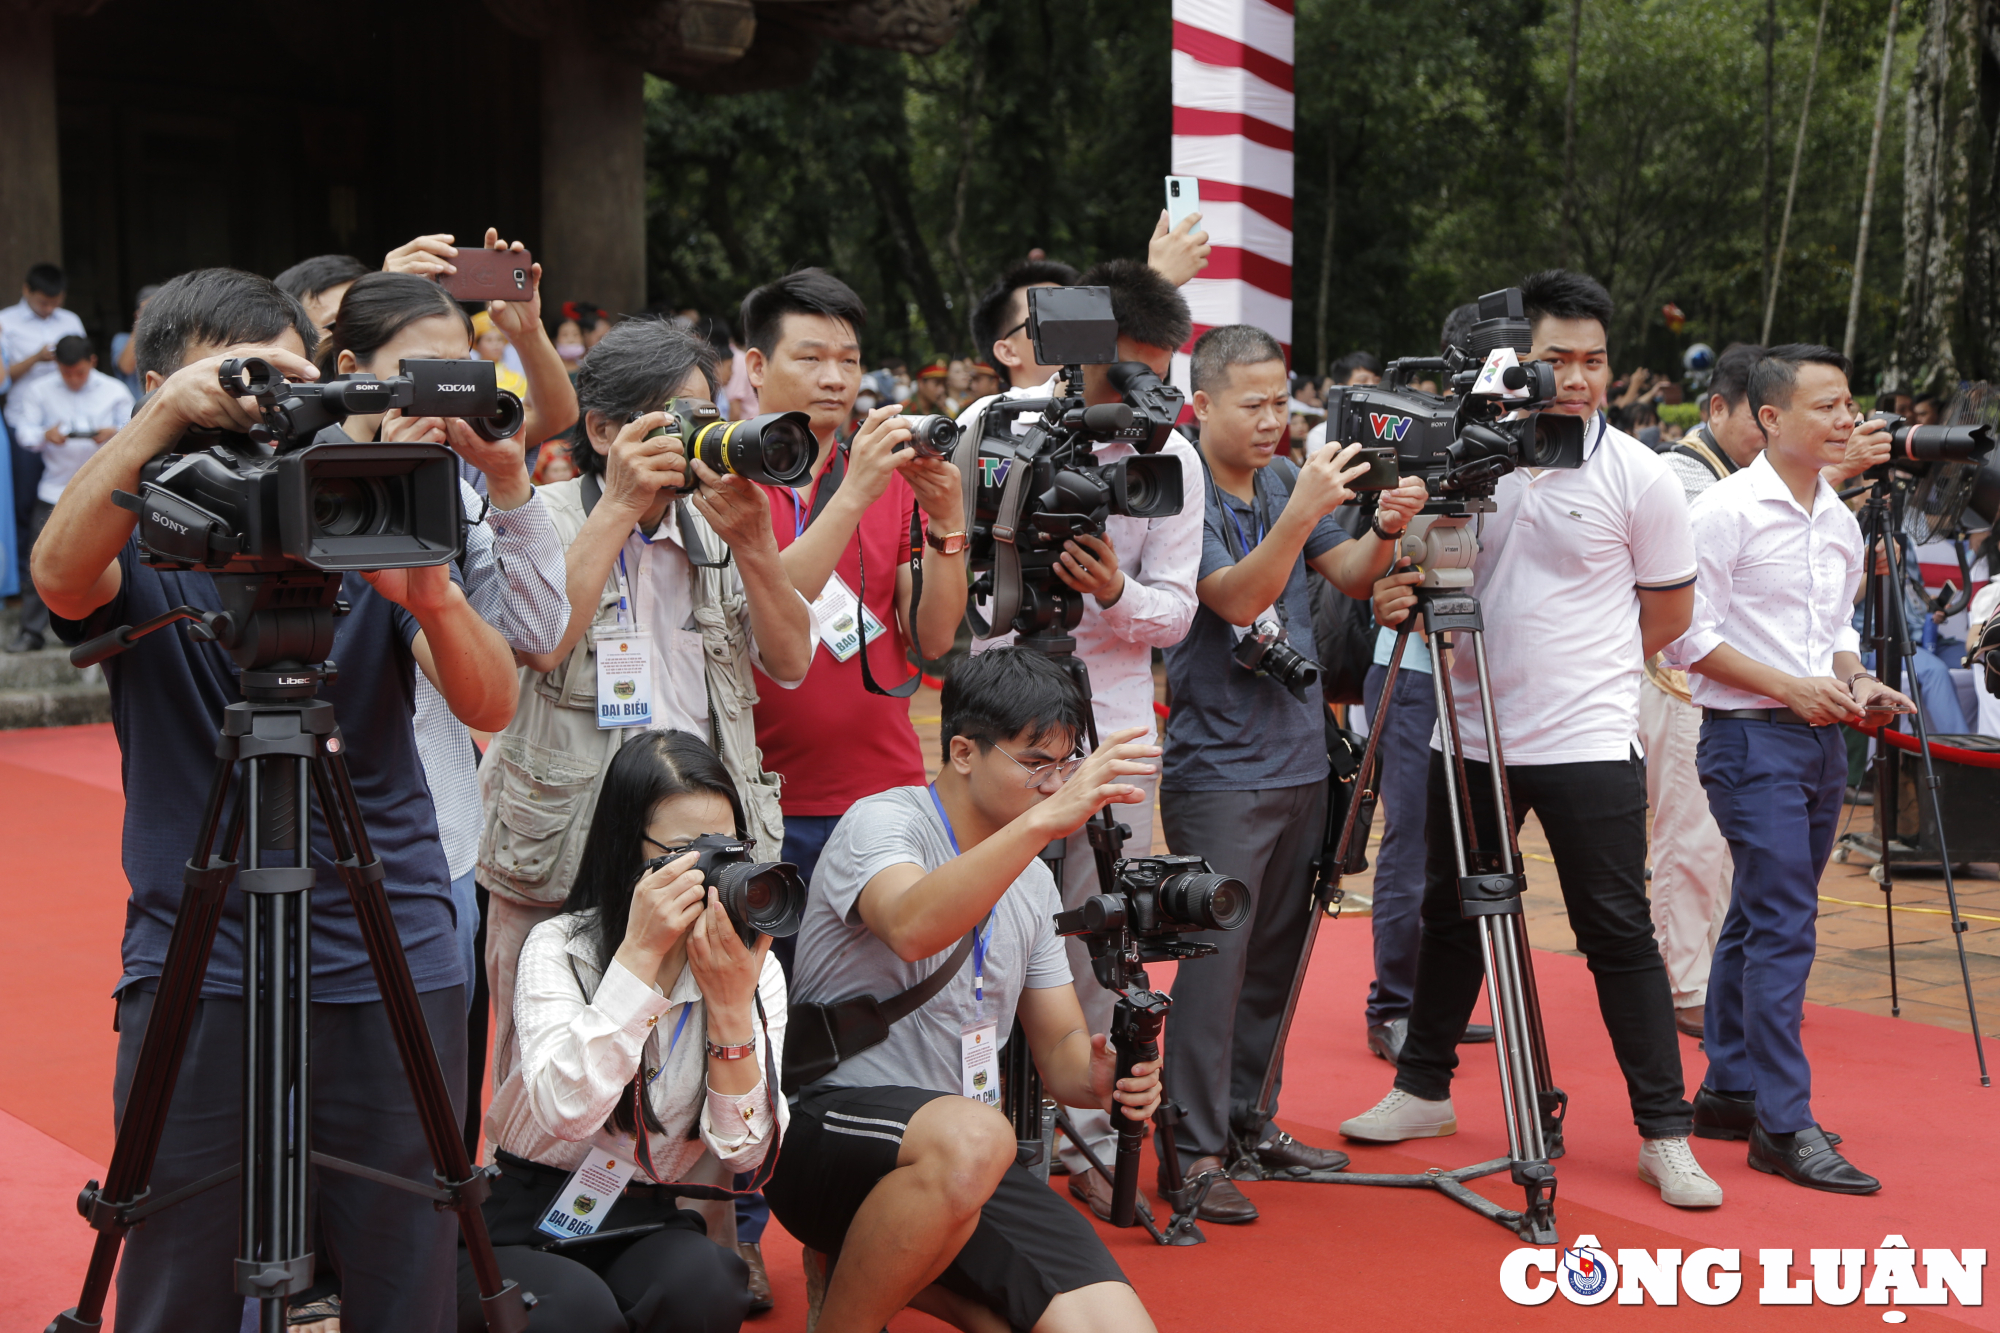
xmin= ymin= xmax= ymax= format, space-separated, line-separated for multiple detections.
xmin=476 ymin=476 xmax=785 ymax=907
xmin=1643 ymin=426 xmax=1742 ymax=706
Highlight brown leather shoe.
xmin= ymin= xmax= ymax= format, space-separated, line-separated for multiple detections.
xmin=1675 ymin=1008 xmax=1705 ymax=1039
xmin=1169 ymin=1155 xmax=1259 ymax=1224
xmin=1253 ymin=1129 xmax=1350 ymax=1173
xmin=1068 ymin=1168 xmax=1155 ymax=1223
xmin=738 ymin=1241 xmax=773 ymax=1315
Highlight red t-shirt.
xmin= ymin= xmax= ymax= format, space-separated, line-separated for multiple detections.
xmin=754 ymin=464 xmax=930 ymax=816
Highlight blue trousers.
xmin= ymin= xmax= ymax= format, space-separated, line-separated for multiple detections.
xmin=1697 ymin=718 xmax=1846 ymax=1133
xmin=1360 ymin=660 xmax=1437 ymax=1026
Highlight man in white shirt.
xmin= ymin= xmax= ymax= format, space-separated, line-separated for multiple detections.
xmin=2 ymin=263 xmax=88 ymax=582
xmin=963 ymin=258 xmax=1206 ymax=1213
xmin=1340 ymin=270 xmax=1724 ymax=1210
xmin=1667 ymin=344 xmax=1907 ymax=1195
xmin=10 ymin=334 xmax=132 ymax=651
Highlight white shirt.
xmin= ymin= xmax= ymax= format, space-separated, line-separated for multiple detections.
xmin=0 ymin=301 xmax=87 ymax=424
xmin=486 ymin=912 xmax=788 ymax=1178
xmin=961 ymin=379 xmax=1206 ymax=739
xmin=1434 ymin=419 xmax=1696 ymax=764
xmin=621 ymin=500 xmax=807 ymax=736
xmin=1664 ymin=451 xmax=1863 ymax=710
xmin=12 ymin=369 xmax=133 ymax=503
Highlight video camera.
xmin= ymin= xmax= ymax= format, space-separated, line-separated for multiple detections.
xmin=954 ymin=286 xmax=1187 ymax=642
xmin=113 ymin=356 xmax=519 ymax=577
xmin=640 ymin=832 xmax=807 ymax=949
xmin=1055 ymin=854 xmax=1249 ymax=991
xmin=1322 ymin=287 xmax=1588 ymax=590
xmin=640 ymin=397 xmax=819 ymax=492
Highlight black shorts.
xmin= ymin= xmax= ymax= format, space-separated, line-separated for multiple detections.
xmin=766 ymin=1085 xmax=1128 ymax=1329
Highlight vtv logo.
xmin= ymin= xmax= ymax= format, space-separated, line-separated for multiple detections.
xmin=1370 ymin=412 xmax=1413 ymax=442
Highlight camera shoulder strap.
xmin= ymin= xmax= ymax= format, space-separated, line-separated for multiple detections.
xmin=853 ymin=493 xmax=925 ymax=697
xmin=879 ymin=928 xmax=978 ymax=1023
xmin=1671 ymin=428 xmax=1738 ymax=482
xmin=982 ymin=446 xmax=1036 ymax=635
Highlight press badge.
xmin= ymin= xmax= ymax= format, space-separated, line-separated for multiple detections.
xmin=595 ymin=627 xmax=655 ymax=729
xmin=961 ymin=1014 xmax=1001 ymax=1106
xmin=536 ymin=1131 xmax=638 ymax=1240
xmin=809 ymin=573 xmax=887 ymax=663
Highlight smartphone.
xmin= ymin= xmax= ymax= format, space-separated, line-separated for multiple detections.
xmin=1863 ymin=699 xmax=1917 ymax=716
xmin=1348 ymin=446 xmax=1400 ymax=492
xmin=437 ymin=247 xmax=533 ymax=303
xmin=1165 ymin=175 xmax=1202 ymax=230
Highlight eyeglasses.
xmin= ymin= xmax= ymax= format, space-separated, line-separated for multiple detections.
xmin=992 ymin=745 xmax=1085 ymax=789
xmin=1000 ymin=318 xmax=1030 ymax=341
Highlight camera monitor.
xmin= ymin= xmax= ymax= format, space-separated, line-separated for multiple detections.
xmin=1028 ymin=286 xmax=1119 ymax=368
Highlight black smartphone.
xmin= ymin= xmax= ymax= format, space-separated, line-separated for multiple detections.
xmin=1347 ymin=445 xmax=1401 ymax=492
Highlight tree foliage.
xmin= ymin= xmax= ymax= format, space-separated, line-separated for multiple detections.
xmin=644 ymin=0 xmax=1916 ymax=385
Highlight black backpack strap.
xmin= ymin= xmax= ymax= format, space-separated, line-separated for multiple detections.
xmin=879 ymin=928 xmax=977 ymax=1023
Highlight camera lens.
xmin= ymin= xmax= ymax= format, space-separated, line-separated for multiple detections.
xmin=310 ymin=477 xmax=388 ymax=537
xmin=1157 ymin=871 xmax=1250 ymax=932
xmin=1892 ymin=423 xmax=1991 ymax=464
xmin=902 ymin=415 xmax=960 ymax=460
xmin=711 ymin=860 xmax=806 ymax=946
xmin=689 ymin=412 xmax=818 ymax=489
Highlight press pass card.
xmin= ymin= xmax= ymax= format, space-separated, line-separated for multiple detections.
xmin=536 ymin=1143 xmax=637 ymax=1240
xmin=810 ymin=573 xmax=887 ymax=663
xmin=961 ymin=1018 xmax=1001 ymax=1106
xmin=595 ymin=628 xmax=656 ymax=729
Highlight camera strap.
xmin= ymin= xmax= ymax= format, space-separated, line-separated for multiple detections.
xmin=981 ymin=443 xmax=1037 ymax=636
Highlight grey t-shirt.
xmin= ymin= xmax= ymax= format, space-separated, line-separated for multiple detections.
xmin=791 ymin=785 xmax=1072 ymax=1096
xmin=1163 ymin=453 xmax=1349 ymax=791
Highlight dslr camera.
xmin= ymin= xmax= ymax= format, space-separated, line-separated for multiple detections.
xmin=953 ymin=286 xmax=1186 ymax=642
xmin=1322 ymin=287 xmax=1587 ymax=591
xmin=641 ymin=398 xmax=819 ymax=492
xmin=1055 ymin=854 xmax=1249 ymax=990
xmin=1232 ymin=619 xmax=1321 ymax=702
xmin=641 ymin=832 xmax=807 ymax=948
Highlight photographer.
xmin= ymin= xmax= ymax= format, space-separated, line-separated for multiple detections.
xmin=1159 ymin=324 xmax=1429 ymax=1223
xmin=31 ymin=268 xmax=519 ymax=1330
xmin=963 ymin=256 xmax=1204 ymax=1214
xmin=769 ymin=647 xmax=1162 ymax=1333
xmin=476 ymin=730 xmax=786 ymax=1331
xmin=1339 ymin=270 xmax=1721 ymax=1210
xmin=1666 ymin=344 xmax=1906 ymax=1194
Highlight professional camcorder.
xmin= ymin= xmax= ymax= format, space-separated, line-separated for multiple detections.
xmin=1322 ymin=287 xmax=1588 ymax=590
xmin=641 ymin=397 xmax=819 ymax=492
xmin=114 ymin=356 xmax=519 ymax=576
xmin=954 ymin=286 xmax=1186 ymax=641
xmin=642 ymin=832 xmax=807 ymax=948
xmin=1055 ymin=854 xmax=1249 ymax=986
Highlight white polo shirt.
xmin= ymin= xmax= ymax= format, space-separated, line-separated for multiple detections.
xmin=13 ymin=368 xmax=134 ymax=504
xmin=1432 ymin=418 xmax=1695 ymax=765
xmin=0 ymin=300 xmax=87 ymax=424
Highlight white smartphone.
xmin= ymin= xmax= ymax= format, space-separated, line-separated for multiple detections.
xmin=1165 ymin=175 xmax=1202 ymax=230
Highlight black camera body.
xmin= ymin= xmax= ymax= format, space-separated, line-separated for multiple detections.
xmin=643 ymin=397 xmax=819 ymax=493
xmin=642 ymin=832 xmax=806 ymax=948
xmin=113 ymin=357 xmax=520 ymax=576
xmin=954 ymin=287 xmax=1187 ymax=642
xmin=1232 ymin=619 xmax=1321 ymax=702
xmin=1056 ymin=854 xmax=1249 ymax=990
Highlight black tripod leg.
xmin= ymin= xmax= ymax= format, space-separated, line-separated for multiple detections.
xmin=54 ymin=756 xmax=244 ymax=1333
xmin=309 ymin=744 xmax=529 ymax=1332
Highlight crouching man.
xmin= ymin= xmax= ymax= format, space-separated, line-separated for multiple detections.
xmin=768 ymin=647 xmax=1163 ymax=1333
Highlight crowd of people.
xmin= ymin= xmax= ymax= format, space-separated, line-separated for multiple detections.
xmin=3 ymin=196 xmax=1995 ymax=1333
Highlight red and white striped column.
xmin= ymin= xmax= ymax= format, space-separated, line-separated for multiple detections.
xmin=1170 ymin=0 xmax=1295 ymax=368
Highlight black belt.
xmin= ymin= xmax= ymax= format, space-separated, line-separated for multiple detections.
xmin=1702 ymin=706 xmax=1812 ymax=726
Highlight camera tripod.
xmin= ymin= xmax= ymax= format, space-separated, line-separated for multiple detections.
xmin=1838 ymin=477 xmax=1990 ymax=1085
xmin=50 ymin=575 xmax=530 ymax=1333
xmin=1232 ymin=585 xmax=1564 ymax=1244
xmin=1012 ymin=618 xmax=1227 ymax=1245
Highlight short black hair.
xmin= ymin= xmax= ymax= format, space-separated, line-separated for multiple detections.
xmin=1439 ymin=301 xmax=1480 ymax=357
xmin=1518 ymin=269 xmax=1614 ymax=342
xmin=133 ymin=269 xmax=318 ymax=381
xmin=571 ymin=317 xmax=719 ymax=476
xmin=1075 ymin=258 xmax=1192 ymax=355
xmin=54 ymin=335 xmax=93 ymax=366
xmin=316 ymin=271 xmax=472 ymax=379
xmin=1747 ymin=343 xmax=1852 ymax=434
xmin=972 ymin=259 xmax=1080 ymax=353
xmin=273 ymin=254 xmax=371 ymax=305
xmin=1190 ymin=324 xmax=1286 ymax=394
xmin=1706 ymin=341 xmax=1766 ymax=414
xmin=941 ymin=648 xmax=1087 ymax=762
xmin=24 ymin=263 xmax=64 ymax=297
xmin=739 ymin=268 xmax=867 ymax=357
xmin=1330 ymin=350 xmax=1382 ymax=384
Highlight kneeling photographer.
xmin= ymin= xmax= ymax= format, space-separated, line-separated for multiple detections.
xmin=1157 ymin=324 xmax=1428 ymax=1223
xmin=477 ymin=729 xmax=787 ymax=1331
xmin=770 ymin=648 xmax=1163 ymax=1333
xmin=31 ymin=269 xmax=520 ymax=1330
xmin=1335 ymin=270 xmax=1720 ymax=1209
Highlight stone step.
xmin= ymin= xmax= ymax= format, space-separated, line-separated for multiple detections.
xmin=0 ymin=685 xmax=110 ymax=730
xmin=0 ymin=644 xmax=103 ymax=691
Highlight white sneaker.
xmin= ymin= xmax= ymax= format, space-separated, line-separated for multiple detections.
xmin=1638 ymin=1135 xmax=1723 ymax=1208
xmin=1338 ymin=1089 xmax=1457 ymax=1142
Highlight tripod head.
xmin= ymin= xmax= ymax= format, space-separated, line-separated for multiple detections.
xmin=70 ymin=569 xmax=348 ymax=698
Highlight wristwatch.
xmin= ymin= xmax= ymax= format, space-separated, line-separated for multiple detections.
xmin=706 ymin=1038 xmax=756 ymax=1061
xmin=926 ymin=528 xmax=968 ymax=556
xmin=1370 ymin=514 xmax=1407 ymax=543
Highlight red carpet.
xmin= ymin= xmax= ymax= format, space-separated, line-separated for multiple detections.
xmin=1 ymin=724 xmax=1991 ymax=1331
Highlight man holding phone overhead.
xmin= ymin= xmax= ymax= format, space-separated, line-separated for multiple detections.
xmin=1665 ymin=344 xmax=1910 ymax=1195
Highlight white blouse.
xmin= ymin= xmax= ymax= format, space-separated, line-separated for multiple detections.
xmin=485 ymin=911 xmax=789 ymax=1180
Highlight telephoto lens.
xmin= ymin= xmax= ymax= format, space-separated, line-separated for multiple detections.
xmin=900 ymin=414 xmax=960 ymax=460
xmin=647 ymin=398 xmax=820 ymax=493
xmin=1870 ymin=411 xmax=1994 ymax=466
xmin=1157 ymin=869 xmax=1251 ymax=932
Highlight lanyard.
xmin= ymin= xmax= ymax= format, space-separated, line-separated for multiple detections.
xmin=1223 ymin=477 xmax=1264 ymax=559
xmin=928 ymin=784 xmax=995 ymax=1005
xmin=614 ymin=552 xmax=635 ymax=626
xmin=643 ymin=1004 xmax=693 ymax=1087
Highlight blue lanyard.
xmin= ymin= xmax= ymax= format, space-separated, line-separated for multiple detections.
xmin=928 ymin=784 xmax=995 ymax=1005
xmin=788 ymin=486 xmax=809 ymax=541
xmin=1223 ymin=476 xmax=1264 ymax=558
xmin=644 ymin=1003 xmax=693 ymax=1087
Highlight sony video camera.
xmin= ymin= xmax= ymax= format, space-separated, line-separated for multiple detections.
xmin=954 ymin=285 xmax=1186 ymax=641
xmin=641 ymin=832 xmax=807 ymax=948
xmin=1055 ymin=854 xmax=1249 ymax=989
xmin=641 ymin=397 xmax=819 ymax=492
xmin=1322 ymin=287 xmax=1588 ymax=589
xmin=115 ymin=356 xmax=522 ymax=576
